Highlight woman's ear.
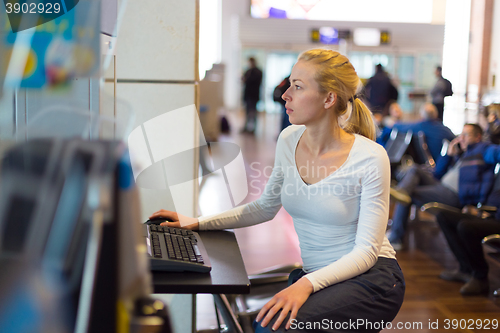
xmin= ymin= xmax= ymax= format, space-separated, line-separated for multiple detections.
xmin=324 ymin=92 xmax=336 ymax=109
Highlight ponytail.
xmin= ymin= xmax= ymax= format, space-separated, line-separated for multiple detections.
xmin=344 ymin=95 xmax=376 ymax=141
xmin=298 ymin=49 xmax=377 ymax=141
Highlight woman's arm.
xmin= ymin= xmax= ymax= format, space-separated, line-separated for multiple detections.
xmin=197 ymin=162 xmax=284 ymax=230
xmin=151 ymin=130 xmax=290 ymax=230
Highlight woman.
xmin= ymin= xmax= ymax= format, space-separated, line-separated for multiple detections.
xmin=150 ymin=49 xmax=405 ymax=332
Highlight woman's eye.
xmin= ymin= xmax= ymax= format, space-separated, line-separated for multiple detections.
xmin=295 ymin=85 xmax=301 ymax=90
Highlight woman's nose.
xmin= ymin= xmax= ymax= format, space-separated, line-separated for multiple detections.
xmin=282 ymin=88 xmax=291 ymax=101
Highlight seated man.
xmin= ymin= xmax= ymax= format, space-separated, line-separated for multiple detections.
xmin=436 ymin=190 xmax=500 ymax=295
xmin=377 ymin=103 xmax=455 ymax=164
xmin=376 ymin=101 xmax=402 ymax=145
xmin=388 ymin=123 xmax=500 ymax=249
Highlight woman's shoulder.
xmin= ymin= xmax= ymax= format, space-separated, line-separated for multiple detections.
xmin=352 ymin=134 xmax=390 ymax=163
xmin=279 ymin=125 xmax=305 ymax=138
xmin=277 ymin=125 xmax=306 ymax=146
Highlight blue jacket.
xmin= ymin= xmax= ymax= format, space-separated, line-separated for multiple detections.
xmin=434 ymin=142 xmax=500 ymax=206
xmin=392 ymin=120 xmax=456 ymax=163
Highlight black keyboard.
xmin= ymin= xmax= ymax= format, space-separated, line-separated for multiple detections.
xmin=145 ymin=225 xmax=211 ymax=273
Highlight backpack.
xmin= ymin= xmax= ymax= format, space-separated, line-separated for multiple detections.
xmin=273 ymin=77 xmax=290 ymax=104
xmin=220 ymin=115 xmax=231 ymax=134
xmin=444 ymin=79 xmax=453 ymax=97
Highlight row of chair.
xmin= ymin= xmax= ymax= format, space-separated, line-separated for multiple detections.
xmin=386 ymin=128 xmax=500 ymax=297
xmin=385 ymin=128 xmax=435 ymax=171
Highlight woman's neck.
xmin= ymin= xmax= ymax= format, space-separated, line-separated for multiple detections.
xmin=302 ymin=119 xmax=352 ymax=157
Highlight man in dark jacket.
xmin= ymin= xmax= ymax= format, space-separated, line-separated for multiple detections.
xmin=435 ymin=189 xmax=500 ymax=295
xmin=364 ymin=64 xmax=398 ymax=115
xmin=241 ymin=57 xmax=263 ymax=134
xmin=430 ymin=66 xmax=453 ymax=122
xmin=388 ymin=124 xmax=500 ymax=249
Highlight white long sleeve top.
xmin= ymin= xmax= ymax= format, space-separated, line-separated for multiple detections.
xmin=198 ymin=125 xmax=396 ymax=292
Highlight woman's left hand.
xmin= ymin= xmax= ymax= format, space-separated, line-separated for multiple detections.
xmin=255 ymin=277 xmax=314 ymax=330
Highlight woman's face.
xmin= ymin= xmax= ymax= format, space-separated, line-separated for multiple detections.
xmin=282 ymin=60 xmax=332 ymax=126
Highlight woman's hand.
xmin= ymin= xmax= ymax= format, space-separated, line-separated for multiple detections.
xmin=255 ymin=277 xmax=314 ymax=331
xmin=149 ymin=209 xmax=199 ymax=230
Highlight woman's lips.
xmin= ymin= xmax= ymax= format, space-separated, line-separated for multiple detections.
xmin=286 ymin=108 xmax=293 ymax=114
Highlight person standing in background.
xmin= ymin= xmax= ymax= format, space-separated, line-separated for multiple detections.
xmin=430 ymin=66 xmax=453 ymax=122
xmin=242 ymin=57 xmax=263 ymax=134
xmin=364 ymin=64 xmax=399 ymax=116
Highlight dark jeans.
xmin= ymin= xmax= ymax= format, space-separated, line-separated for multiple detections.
xmin=436 ymin=212 xmax=500 ymax=279
xmin=244 ymin=99 xmax=258 ymax=132
xmin=253 ymin=258 xmax=405 ymax=333
xmin=389 ymin=166 xmax=461 ymax=243
xmin=433 ymin=102 xmax=444 ymax=122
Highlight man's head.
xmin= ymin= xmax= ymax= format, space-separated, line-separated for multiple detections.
xmin=388 ymin=101 xmax=403 ymax=120
xmin=248 ymin=57 xmax=257 ymax=68
xmin=460 ymin=123 xmax=483 ymax=149
xmin=419 ymin=103 xmax=438 ymax=120
xmin=435 ymin=66 xmax=442 ymax=78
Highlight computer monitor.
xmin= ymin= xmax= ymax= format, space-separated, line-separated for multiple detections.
xmin=0 ymin=140 xmax=112 ymax=332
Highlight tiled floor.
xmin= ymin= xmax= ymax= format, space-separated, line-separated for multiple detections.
xmin=196 ymin=110 xmax=500 ymax=332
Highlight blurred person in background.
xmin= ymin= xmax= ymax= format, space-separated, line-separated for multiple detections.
xmin=242 ymin=57 xmax=263 ymax=134
xmin=430 ymin=66 xmax=453 ymax=122
xmin=364 ymin=64 xmax=399 ymax=116
xmin=392 ymin=103 xmax=455 ymax=163
xmin=376 ymin=101 xmax=403 ymax=145
xmin=486 ymin=104 xmax=500 ymax=144
xmin=379 ymin=103 xmax=455 ymax=164
xmin=383 ymin=101 xmax=403 ymax=128
xmin=435 ymin=189 xmax=500 ymax=296
xmin=388 ymin=124 xmax=500 ymax=250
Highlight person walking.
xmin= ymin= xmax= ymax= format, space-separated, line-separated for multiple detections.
xmin=242 ymin=57 xmax=263 ymax=134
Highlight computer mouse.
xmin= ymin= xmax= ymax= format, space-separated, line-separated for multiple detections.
xmin=144 ymin=217 xmax=172 ymax=225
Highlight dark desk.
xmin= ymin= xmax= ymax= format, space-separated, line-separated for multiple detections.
xmin=152 ymin=230 xmax=250 ymax=295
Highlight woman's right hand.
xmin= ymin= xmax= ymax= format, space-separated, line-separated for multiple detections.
xmin=149 ymin=209 xmax=199 ymax=230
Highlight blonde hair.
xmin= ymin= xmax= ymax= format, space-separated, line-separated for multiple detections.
xmin=298 ymin=49 xmax=376 ymax=140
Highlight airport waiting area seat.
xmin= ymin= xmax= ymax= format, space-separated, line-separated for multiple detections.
xmin=385 ymin=128 xmax=413 ymax=166
xmin=410 ymin=131 xmax=436 ymax=169
xmin=482 ymin=234 xmax=500 ymax=296
xmin=201 ymin=263 xmax=302 ymax=333
xmin=421 ymin=202 xmax=500 ymax=297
